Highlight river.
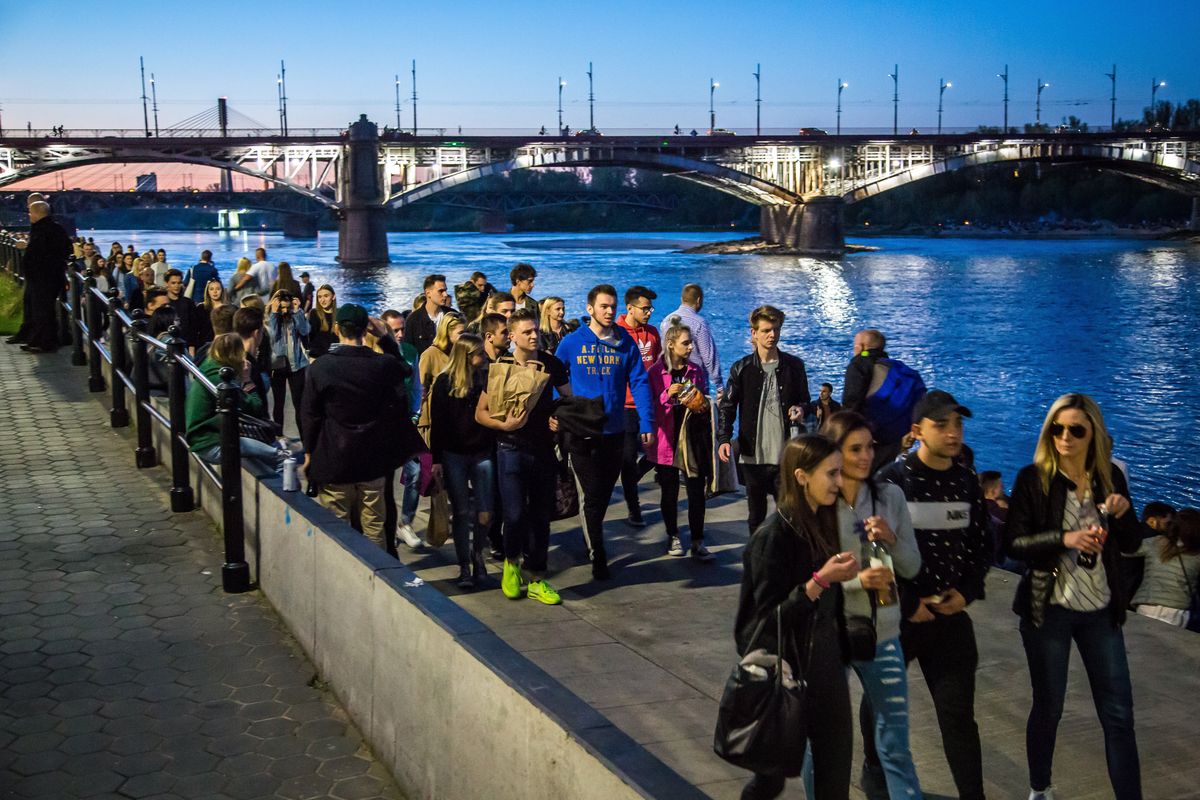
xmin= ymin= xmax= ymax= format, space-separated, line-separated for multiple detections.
xmin=91 ymin=228 xmax=1200 ymax=511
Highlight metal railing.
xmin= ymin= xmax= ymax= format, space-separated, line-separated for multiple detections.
xmin=51 ymin=257 xmax=251 ymax=593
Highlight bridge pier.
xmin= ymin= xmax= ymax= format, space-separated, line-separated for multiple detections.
xmin=337 ymin=115 xmax=390 ymax=267
xmin=760 ymin=197 xmax=845 ymax=256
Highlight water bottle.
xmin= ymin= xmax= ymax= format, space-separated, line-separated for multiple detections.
xmin=281 ymin=451 xmax=299 ymax=491
xmin=869 ymin=539 xmax=899 ymax=607
xmin=1078 ymin=503 xmax=1107 ymax=569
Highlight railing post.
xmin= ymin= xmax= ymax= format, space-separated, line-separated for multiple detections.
xmin=166 ymin=325 xmax=195 ymax=512
xmin=108 ymin=289 xmax=129 ymax=428
xmin=130 ymin=312 xmax=157 ymax=468
xmin=69 ymin=264 xmax=86 ymax=365
xmin=216 ymin=366 xmax=250 ymax=593
xmin=85 ymin=272 xmax=105 ymax=393
xmin=58 ymin=256 xmax=74 ymax=347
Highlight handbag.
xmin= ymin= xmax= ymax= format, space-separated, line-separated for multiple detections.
xmin=680 ymin=385 xmax=709 ymax=414
xmin=552 ymin=452 xmax=580 ymax=522
xmin=713 ymin=606 xmax=813 ymax=777
xmin=844 ymin=597 xmax=878 ymax=662
xmin=424 ymin=489 xmax=451 ymax=547
xmin=238 ymin=412 xmax=280 ymax=445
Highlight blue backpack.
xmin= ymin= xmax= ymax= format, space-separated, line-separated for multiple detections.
xmin=865 ymin=358 xmax=926 ymax=444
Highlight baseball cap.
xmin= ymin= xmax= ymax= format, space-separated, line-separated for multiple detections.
xmin=912 ymin=389 xmax=973 ymax=423
xmin=299 ymin=271 xmax=310 ymax=279
xmin=334 ymin=303 xmax=369 ymax=328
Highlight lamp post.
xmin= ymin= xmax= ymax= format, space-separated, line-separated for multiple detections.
xmin=394 ymin=74 xmax=402 ymax=130
xmin=276 ymin=74 xmax=284 ymax=135
xmin=1151 ymin=77 xmax=1166 ymax=119
xmin=938 ymin=78 xmax=951 ymax=134
xmin=889 ymin=64 xmax=899 ymax=135
xmin=998 ymin=65 xmax=1009 ymax=132
xmin=279 ymin=60 xmax=288 ymax=136
xmin=149 ymin=73 xmax=159 ymax=137
xmin=558 ymin=77 xmax=566 ymax=135
xmin=411 ymin=59 xmax=418 ymax=136
xmin=1104 ymin=65 xmax=1116 ymax=130
xmin=139 ymin=56 xmax=150 ymax=137
xmin=753 ymin=64 xmax=761 ymax=136
xmin=709 ymin=78 xmax=719 ymax=133
xmin=836 ymin=79 xmax=847 ymax=136
xmin=587 ymin=62 xmax=595 ymax=132
xmin=1036 ymin=78 xmax=1049 ymax=125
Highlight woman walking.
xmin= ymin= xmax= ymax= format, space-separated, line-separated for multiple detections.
xmin=1130 ymin=508 xmax=1200 ymax=628
xmin=417 ymin=311 xmax=464 ymax=438
xmin=270 ymin=261 xmax=302 ymax=297
xmin=196 ymin=278 xmax=227 ymax=347
xmin=429 ymin=334 xmax=494 ymax=588
xmin=647 ymin=316 xmax=713 ymax=560
xmin=734 ymin=434 xmax=859 ymax=800
xmin=266 ymin=290 xmax=311 ymax=428
xmin=228 ymin=257 xmax=255 ymax=304
xmin=537 ymin=295 xmax=576 ymax=354
xmin=818 ymin=411 xmax=923 ymax=800
xmin=1005 ymin=393 xmax=1142 ymax=800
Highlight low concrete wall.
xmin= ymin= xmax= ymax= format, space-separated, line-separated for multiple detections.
xmin=104 ymin=360 xmax=704 ymax=800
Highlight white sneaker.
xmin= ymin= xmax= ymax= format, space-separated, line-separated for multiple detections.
xmin=397 ymin=523 xmax=423 ymax=548
xmin=666 ymin=537 xmax=685 ymax=557
xmin=1029 ymin=788 xmax=1057 ymax=800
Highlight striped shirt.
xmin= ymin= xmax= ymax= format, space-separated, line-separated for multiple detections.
xmin=1051 ymin=482 xmax=1111 ymax=612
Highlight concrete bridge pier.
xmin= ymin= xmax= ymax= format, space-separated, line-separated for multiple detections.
xmin=337 ymin=115 xmax=389 ymax=266
xmin=760 ymin=197 xmax=845 ymax=257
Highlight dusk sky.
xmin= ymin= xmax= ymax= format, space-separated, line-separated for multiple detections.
xmin=4 ymin=0 xmax=1199 ymax=134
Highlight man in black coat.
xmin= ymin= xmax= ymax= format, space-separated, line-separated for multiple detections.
xmin=402 ymin=273 xmax=452 ymax=355
xmin=301 ymin=304 xmax=425 ymax=550
xmin=19 ymin=201 xmax=72 ymax=353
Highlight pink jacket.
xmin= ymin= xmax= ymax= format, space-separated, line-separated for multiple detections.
xmin=646 ymin=360 xmax=709 ymax=466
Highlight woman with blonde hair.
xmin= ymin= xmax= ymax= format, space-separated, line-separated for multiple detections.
xmin=305 ymin=284 xmax=338 ymax=359
xmin=417 ymin=311 xmax=464 ymax=438
xmin=537 ymin=295 xmax=576 ymax=354
xmin=228 ymin=257 xmax=255 ymax=303
xmin=1004 ymin=393 xmax=1142 ymax=800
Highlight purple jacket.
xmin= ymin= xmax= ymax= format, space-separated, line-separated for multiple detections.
xmin=647 ymin=360 xmax=709 ymax=466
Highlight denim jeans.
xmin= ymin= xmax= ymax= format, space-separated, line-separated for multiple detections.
xmin=1020 ymin=604 xmax=1141 ymax=799
xmin=496 ymin=443 xmax=555 ymax=573
xmin=400 ymin=457 xmax=420 ymax=525
xmin=199 ymin=437 xmax=281 ymax=476
xmin=441 ymin=450 xmax=496 ymax=567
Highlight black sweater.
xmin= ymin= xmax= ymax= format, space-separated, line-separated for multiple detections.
xmin=428 ymin=373 xmax=493 ymax=462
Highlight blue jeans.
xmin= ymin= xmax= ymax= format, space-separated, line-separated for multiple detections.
xmin=400 ymin=457 xmax=420 ymax=525
xmin=1020 ymin=604 xmax=1141 ymax=799
xmin=441 ymin=451 xmax=495 ymax=566
xmin=199 ymin=437 xmax=281 ymax=476
xmin=496 ymin=442 xmax=555 ymax=573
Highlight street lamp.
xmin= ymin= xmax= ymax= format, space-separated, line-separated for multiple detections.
xmin=394 ymin=74 xmax=402 ymax=129
xmin=709 ymin=78 xmax=719 ymax=133
xmin=139 ymin=56 xmax=150 ymax=137
xmin=938 ymin=78 xmax=951 ymax=134
xmin=1036 ymin=78 xmax=1049 ymax=125
xmin=1104 ymin=65 xmax=1116 ymax=130
xmin=279 ymin=60 xmax=288 ymax=136
xmin=1151 ymin=77 xmax=1166 ymax=117
xmin=998 ymin=65 xmax=1009 ymax=132
xmin=558 ymin=77 xmax=566 ymax=135
xmin=149 ymin=73 xmax=159 ymax=137
xmin=889 ymin=65 xmax=899 ymax=135
xmin=836 ymin=79 xmax=848 ymax=136
xmin=587 ymin=62 xmax=595 ymax=133
xmin=753 ymin=64 xmax=761 ymax=136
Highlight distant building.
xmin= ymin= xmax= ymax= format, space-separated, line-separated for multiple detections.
xmin=135 ymin=173 xmax=158 ymax=192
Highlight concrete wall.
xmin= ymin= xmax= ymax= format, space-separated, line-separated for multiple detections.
xmin=107 ymin=362 xmax=704 ymax=800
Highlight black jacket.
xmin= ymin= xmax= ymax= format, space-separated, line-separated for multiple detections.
xmin=717 ymin=351 xmax=810 ymax=459
xmin=1004 ymin=462 xmax=1140 ymax=628
xmin=23 ymin=216 xmax=73 ymax=289
xmin=300 ymin=345 xmax=426 ymax=485
xmin=841 ymin=348 xmax=887 ymax=413
xmin=168 ymin=296 xmax=202 ymax=349
xmin=402 ymin=304 xmax=452 ymax=356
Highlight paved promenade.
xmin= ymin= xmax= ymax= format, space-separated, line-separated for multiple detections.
xmin=0 ymin=345 xmax=403 ymax=800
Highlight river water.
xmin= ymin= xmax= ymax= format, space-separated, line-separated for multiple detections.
xmin=93 ymin=228 xmax=1200 ymax=510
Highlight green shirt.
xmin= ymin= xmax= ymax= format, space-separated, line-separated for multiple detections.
xmin=185 ymin=357 xmax=266 ymax=453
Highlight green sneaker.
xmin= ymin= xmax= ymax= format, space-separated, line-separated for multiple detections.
xmin=501 ymin=559 xmax=524 ymax=600
xmin=526 ymin=580 xmax=562 ymax=606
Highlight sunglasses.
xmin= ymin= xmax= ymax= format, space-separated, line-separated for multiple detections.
xmin=1049 ymin=423 xmax=1089 ymax=440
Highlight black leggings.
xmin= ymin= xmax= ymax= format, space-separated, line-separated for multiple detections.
xmin=270 ymin=366 xmax=306 ymax=427
xmin=656 ymin=465 xmax=706 ymax=543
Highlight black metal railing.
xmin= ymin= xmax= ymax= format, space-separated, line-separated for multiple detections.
xmin=55 ymin=258 xmax=251 ymax=593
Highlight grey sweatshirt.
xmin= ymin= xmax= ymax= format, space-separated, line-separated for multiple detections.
xmin=1131 ymin=537 xmax=1200 ymax=611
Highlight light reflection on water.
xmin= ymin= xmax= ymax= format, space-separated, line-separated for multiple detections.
xmin=94 ymin=229 xmax=1200 ymax=509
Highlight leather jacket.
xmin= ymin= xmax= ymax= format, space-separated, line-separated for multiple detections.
xmin=717 ymin=351 xmax=810 ymax=460
xmin=1004 ymin=462 xmax=1140 ymax=628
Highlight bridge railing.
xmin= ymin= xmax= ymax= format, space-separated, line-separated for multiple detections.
xmin=0 ymin=231 xmax=26 ymax=279
xmin=58 ymin=259 xmax=251 ymax=593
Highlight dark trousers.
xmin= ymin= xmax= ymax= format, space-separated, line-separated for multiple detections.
xmin=12 ymin=281 xmax=34 ymax=342
xmin=656 ymin=465 xmax=706 ymax=543
xmin=742 ymin=463 xmax=780 ymax=534
xmin=619 ymin=408 xmax=648 ymax=515
xmin=1020 ymin=605 xmax=1141 ymax=799
xmin=26 ymin=282 xmax=61 ymax=351
xmin=569 ymin=433 xmax=624 ymax=562
xmin=269 ymin=366 xmax=306 ymax=427
xmin=864 ymin=611 xmax=985 ymax=800
xmin=383 ymin=469 xmax=398 ymax=557
xmin=496 ymin=443 xmax=555 ymax=573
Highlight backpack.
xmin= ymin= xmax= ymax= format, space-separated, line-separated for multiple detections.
xmin=864 ymin=358 xmax=926 ymax=444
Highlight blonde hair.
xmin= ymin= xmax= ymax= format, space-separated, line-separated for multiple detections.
xmin=661 ymin=315 xmax=692 ymax=370
xmin=443 ymin=333 xmax=485 ymax=398
xmin=431 ymin=311 xmax=464 ymax=354
xmin=539 ymin=296 xmax=565 ymax=334
xmin=203 ymin=279 xmax=227 ymax=312
xmin=1033 ymin=393 xmax=1114 ymax=497
xmin=234 ymin=257 xmax=251 ymax=273
xmin=208 ymin=333 xmax=245 ymax=370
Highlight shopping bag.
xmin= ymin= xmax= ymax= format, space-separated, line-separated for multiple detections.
xmin=487 ymin=359 xmax=549 ymax=421
xmin=424 ymin=490 xmax=451 ymax=547
xmin=552 ymin=456 xmax=580 ymax=521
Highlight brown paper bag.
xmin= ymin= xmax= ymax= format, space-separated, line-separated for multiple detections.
xmin=486 ymin=359 xmax=550 ymax=421
xmin=424 ymin=490 xmax=451 ymax=547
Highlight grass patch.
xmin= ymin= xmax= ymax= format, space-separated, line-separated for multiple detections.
xmin=0 ymin=271 xmax=24 ymax=335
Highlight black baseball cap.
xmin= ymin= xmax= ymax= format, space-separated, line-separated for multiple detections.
xmin=334 ymin=303 xmax=369 ymax=328
xmin=912 ymin=389 xmax=973 ymax=423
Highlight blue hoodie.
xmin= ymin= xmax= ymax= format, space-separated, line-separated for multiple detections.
xmin=558 ymin=323 xmax=654 ymax=436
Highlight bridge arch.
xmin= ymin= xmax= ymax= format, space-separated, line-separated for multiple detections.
xmin=0 ymin=153 xmax=339 ymax=209
xmin=843 ymin=142 xmax=1200 ymax=204
xmin=387 ymin=148 xmax=801 ymax=209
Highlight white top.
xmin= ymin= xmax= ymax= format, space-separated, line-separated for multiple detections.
xmin=249 ymin=260 xmax=277 ymax=291
xmin=152 ymin=262 xmax=171 ymax=286
xmin=1051 ymin=480 xmax=1112 ymax=612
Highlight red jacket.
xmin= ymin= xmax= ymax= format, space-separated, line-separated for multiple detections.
xmin=616 ymin=314 xmax=662 ymax=409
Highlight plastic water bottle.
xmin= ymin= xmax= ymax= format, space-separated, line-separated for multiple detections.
xmin=281 ymin=451 xmax=299 ymax=492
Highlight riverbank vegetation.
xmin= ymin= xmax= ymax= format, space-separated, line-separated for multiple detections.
xmin=0 ymin=271 xmax=23 ymax=335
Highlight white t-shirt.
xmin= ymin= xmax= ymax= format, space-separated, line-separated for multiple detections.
xmin=248 ymin=260 xmax=277 ymax=292
xmin=152 ymin=262 xmax=171 ymax=285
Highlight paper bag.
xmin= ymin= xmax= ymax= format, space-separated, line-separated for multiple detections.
xmin=486 ymin=359 xmax=550 ymax=421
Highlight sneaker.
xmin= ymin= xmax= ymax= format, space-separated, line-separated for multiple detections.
xmin=591 ymin=557 xmax=611 ymax=581
xmin=472 ymin=550 xmax=488 ymax=583
xmin=456 ymin=566 xmax=475 ymax=589
xmin=526 ymin=580 xmax=562 ymax=605
xmin=490 ymin=546 xmax=505 ymax=562
xmin=501 ymin=559 xmax=524 ymax=599
xmin=691 ymin=543 xmax=715 ymax=563
xmin=626 ymin=512 xmax=646 ymax=529
xmin=397 ymin=523 xmax=423 ymax=548
xmin=667 ymin=537 xmax=685 ymax=557
xmin=1029 ymin=788 xmax=1057 ymax=800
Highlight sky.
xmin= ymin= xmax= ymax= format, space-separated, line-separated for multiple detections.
xmin=3 ymin=0 xmax=1199 ymax=134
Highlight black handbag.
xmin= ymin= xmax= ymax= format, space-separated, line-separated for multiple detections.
xmin=551 ymin=451 xmax=580 ymax=522
xmin=713 ymin=606 xmax=813 ymax=777
xmin=238 ymin=412 xmax=280 ymax=445
xmin=844 ymin=482 xmax=882 ymax=662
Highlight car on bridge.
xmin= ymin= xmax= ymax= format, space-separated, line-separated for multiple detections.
xmin=797 ymin=128 xmax=828 ymax=136
xmin=708 ymin=128 xmax=738 ymax=136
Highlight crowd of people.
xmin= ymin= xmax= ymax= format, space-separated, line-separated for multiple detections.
xmin=6 ymin=195 xmax=1199 ymax=800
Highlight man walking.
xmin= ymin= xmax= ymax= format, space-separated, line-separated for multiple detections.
xmin=717 ymin=305 xmax=810 ymax=534
xmin=668 ymin=283 xmax=721 ymax=387
xmin=381 ymin=309 xmax=425 ymax=551
xmin=17 ymin=200 xmax=72 ymax=354
xmin=842 ymin=328 xmax=925 ymax=470
xmin=403 ymin=273 xmax=452 ymax=355
xmin=616 ymin=285 xmax=661 ymax=527
xmin=871 ymin=389 xmax=991 ymax=800
xmin=558 ymin=284 xmax=654 ymax=580
xmin=301 ymin=304 xmax=425 ymax=549
xmin=509 ymin=262 xmax=539 ymax=318
xmin=185 ymin=250 xmax=220 ymax=303
xmin=164 ymin=269 xmax=202 ymax=352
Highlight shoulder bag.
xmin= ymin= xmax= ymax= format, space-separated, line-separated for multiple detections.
xmin=844 ymin=482 xmax=880 ymax=662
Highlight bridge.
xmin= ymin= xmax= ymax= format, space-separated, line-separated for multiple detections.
xmin=4 ymin=115 xmax=1199 ymax=262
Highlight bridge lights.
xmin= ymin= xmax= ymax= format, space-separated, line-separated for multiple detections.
xmin=827 ymin=157 xmax=842 ymax=169
xmin=1151 ymin=78 xmax=1166 ymax=119
xmin=836 ymin=80 xmax=848 ymax=136
xmin=998 ymin=65 xmax=1009 ymax=133
xmin=889 ymin=65 xmax=899 ymax=135
xmin=558 ymin=78 xmax=567 ymax=136
xmin=1036 ymin=79 xmax=1050 ymax=125
xmin=1104 ymin=65 xmax=1117 ymax=131
xmin=709 ymin=79 xmax=719 ymax=134
xmin=938 ymin=79 xmax=952 ymax=135
xmin=753 ymin=65 xmax=762 ymax=136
